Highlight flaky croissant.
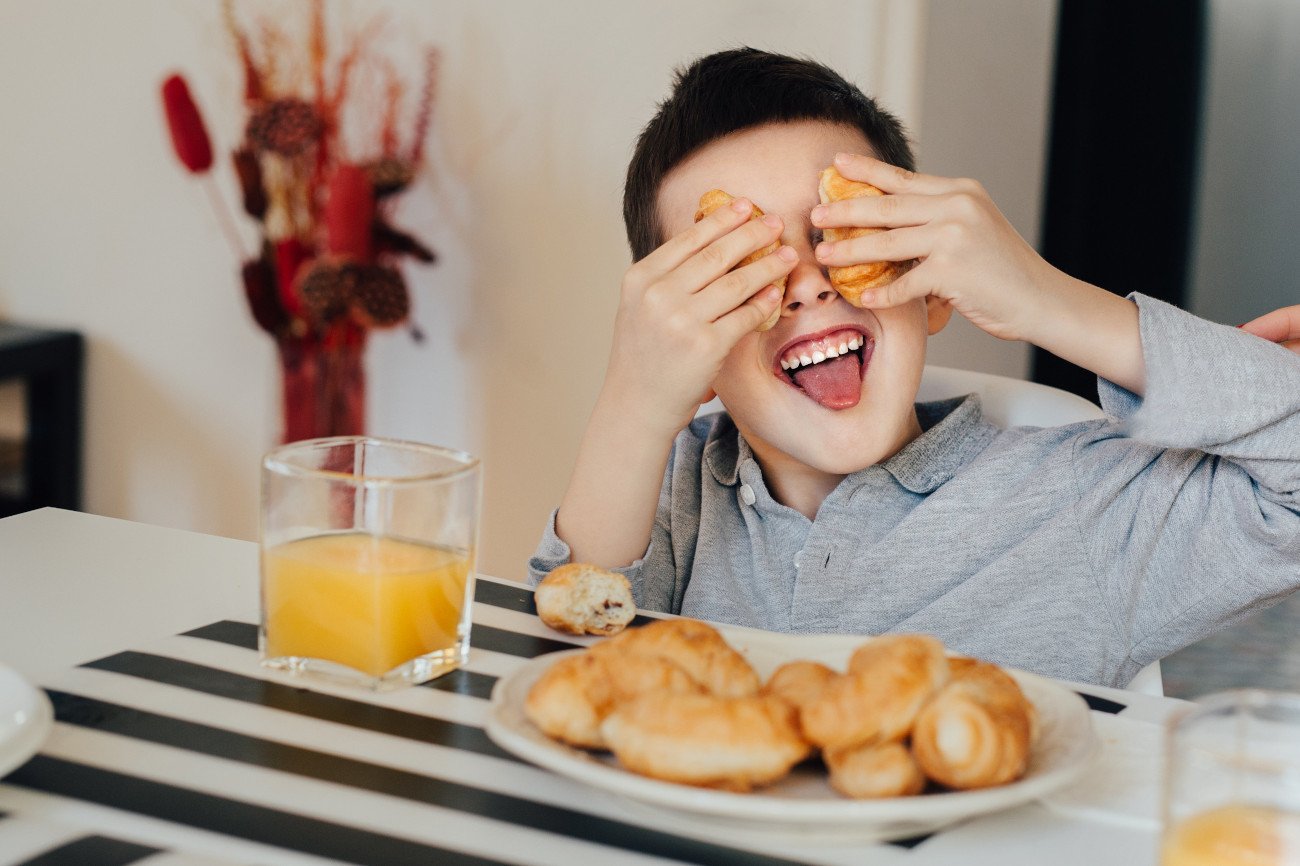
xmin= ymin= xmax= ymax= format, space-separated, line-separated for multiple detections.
xmin=818 ymin=166 xmax=911 ymax=306
xmin=800 ymin=633 xmax=949 ymax=750
xmin=910 ymin=658 xmax=1036 ymax=789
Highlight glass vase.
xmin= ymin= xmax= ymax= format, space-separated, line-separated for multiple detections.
xmin=276 ymin=324 xmax=367 ymax=443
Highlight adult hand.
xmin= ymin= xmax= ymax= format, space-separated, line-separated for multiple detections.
xmin=1240 ymin=305 xmax=1300 ymax=354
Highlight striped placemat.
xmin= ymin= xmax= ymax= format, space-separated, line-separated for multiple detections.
xmin=0 ymin=578 xmax=1127 ymax=866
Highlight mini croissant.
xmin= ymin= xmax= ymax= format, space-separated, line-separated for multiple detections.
xmin=818 ymin=166 xmax=911 ymax=306
xmin=694 ymin=189 xmax=786 ymax=331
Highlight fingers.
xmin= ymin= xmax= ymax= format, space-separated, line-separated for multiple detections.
xmin=1239 ymin=305 xmax=1300 ymax=344
xmin=851 ymin=266 xmax=935 ymax=310
xmin=695 ymin=245 xmax=797 ymax=322
xmin=1284 ymin=339 xmax=1300 ymax=355
xmin=831 ymin=152 xmax=964 ymax=196
xmin=715 ymin=283 xmax=785 ymax=344
xmin=811 ymin=193 xmax=933 ymax=231
xmin=632 ymin=195 xmax=757 ymax=284
xmin=815 ymin=225 xmax=934 ymax=267
xmin=667 ymin=213 xmax=786 ymax=295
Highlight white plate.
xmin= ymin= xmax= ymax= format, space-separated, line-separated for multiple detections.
xmin=487 ymin=627 xmax=1098 ymax=844
xmin=0 ymin=664 xmax=53 ymax=779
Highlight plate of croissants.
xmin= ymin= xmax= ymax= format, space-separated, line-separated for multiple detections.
xmin=486 ymin=616 xmax=1098 ymax=843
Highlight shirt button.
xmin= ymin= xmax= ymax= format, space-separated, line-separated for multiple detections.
xmin=739 ymin=484 xmax=756 ymax=506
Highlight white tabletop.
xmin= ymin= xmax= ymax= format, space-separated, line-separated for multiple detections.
xmin=0 ymin=508 xmax=1183 ymax=865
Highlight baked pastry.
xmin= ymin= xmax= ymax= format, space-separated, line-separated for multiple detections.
xmin=818 ymin=166 xmax=911 ymax=306
xmin=800 ymin=634 xmax=949 ymax=750
xmin=825 ymin=740 xmax=926 ymax=799
xmin=600 ymin=691 xmax=810 ymax=790
xmin=592 ymin=618 xmax=761 ymax=698
xmin=524 ymin=650 xmax=700 ymax=749
xmin=911 ymin=658 xmax=1035 ymax=789
xmin=762 ymin=660 xmax=837 ymax=719
xmin=535 ymin=563 xmax=636 ymax=636
xmin=694 ymin=189 xmax=787 ymax=331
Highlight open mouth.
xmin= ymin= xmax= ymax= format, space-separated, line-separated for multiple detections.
xmin=773 ymin=326 xmax=874 ymax=410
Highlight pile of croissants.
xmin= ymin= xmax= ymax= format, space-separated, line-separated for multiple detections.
xmin=524 ymin=618 xmax=1037 ymax=797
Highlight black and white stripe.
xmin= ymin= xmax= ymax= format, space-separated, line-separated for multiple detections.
xmin=1 ymin=577 xmax=1126 ymax=865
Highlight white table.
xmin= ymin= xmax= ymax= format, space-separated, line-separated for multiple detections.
xmin=0 ymin=508 xmax=1183 ymax=865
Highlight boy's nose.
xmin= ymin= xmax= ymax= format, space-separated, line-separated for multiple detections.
xmin=779 ymin=257 xmax=840 ymax=318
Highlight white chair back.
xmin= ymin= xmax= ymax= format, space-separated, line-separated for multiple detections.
xmin=917 ymin=365 xmax=1163 ymax=697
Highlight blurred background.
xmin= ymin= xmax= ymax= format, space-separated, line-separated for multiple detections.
xmin=0 ymin=1 xmax=1295 ymax=694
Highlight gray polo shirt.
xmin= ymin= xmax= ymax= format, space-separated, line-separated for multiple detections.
xmin=528 ymin=295 xmax=1300 ymax=688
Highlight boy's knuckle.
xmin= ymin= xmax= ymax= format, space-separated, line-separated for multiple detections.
xmin=894 ymin=165 xmax=916 ymax=184
xmin=698 ymin=244 xmax=729 ymax=269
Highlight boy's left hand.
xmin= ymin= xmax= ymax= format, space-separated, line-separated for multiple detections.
xmin=813 ymin=151 xmax=1148 ymax=395
xmin=812 ymin=152 xmax=1063 ymax=343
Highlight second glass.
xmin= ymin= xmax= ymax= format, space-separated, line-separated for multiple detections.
xmin=1162 ymin=689 xmax=1300 ymax=866
xmin=260 ymin=436 xmax=481 ymax=690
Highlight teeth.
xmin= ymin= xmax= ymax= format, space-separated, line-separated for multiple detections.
xmin=779 ymin=330 xmax=868 ymax=374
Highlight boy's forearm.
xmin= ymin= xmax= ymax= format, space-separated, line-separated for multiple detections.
xmin=555 ymin=390 xmax=679 ymax=569
xmin=1027 ymin=274 xmax=1146 ymax=396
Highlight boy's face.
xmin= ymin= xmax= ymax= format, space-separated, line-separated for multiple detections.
xmin=658 ymin=120 xmax=950 ymax=476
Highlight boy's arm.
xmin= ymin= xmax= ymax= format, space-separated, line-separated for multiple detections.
xmin=1070 ymin=295 xmax=1300 ymax=667
xmin=555 ymin=198 xmax=794 ymax=568
xmin=812 ymin=153 xmax=1146 ymax=394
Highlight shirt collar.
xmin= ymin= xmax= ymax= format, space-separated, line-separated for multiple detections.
xmin=704 ymin=394 xmax=998 ymax=494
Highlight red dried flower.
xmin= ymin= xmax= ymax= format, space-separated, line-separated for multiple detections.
xmin=324 ymin=164 xmax=374 ymax=260
xmin=232 ymin=148 xmax=267 ymax=219
xmin=161 ymin=74 xmax=213 ymax=174
xmin=241 ymin=256 xmax=288 ymax=334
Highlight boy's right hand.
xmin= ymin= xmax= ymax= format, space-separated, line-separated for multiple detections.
xmin=604 ymin=197 xmax=796 ymax=433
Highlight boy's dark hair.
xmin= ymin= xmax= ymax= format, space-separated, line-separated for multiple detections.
xmin=623 ymin=47 xmax=916 ymax=262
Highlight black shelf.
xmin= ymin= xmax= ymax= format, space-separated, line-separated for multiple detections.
xmin=0 ymin=322 xmax=84 ymax=517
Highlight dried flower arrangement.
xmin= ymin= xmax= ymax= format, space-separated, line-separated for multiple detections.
xmin=161 ymin=1 xmax=438 ymax=441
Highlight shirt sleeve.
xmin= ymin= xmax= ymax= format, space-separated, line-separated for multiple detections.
xmin=525 ymin=442 xmax=686 ymax=615
xmin=1071 ymin=293 xmax=1300 ymax=667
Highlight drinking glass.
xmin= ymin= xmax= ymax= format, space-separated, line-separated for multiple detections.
xmin=1162 ymin=690 xmax=1300 ymax=865
xmin=260 ymin=436 xmax=481 ymax=690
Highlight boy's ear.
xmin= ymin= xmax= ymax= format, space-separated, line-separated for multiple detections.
xmin=926 ymin=296 xmax=953 ymax=335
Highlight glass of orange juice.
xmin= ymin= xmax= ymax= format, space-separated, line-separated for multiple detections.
xmin=259 ymin=436 xmax=480 ymax=690
xmin=1161 ymin=690 xmax=1300 ymax=866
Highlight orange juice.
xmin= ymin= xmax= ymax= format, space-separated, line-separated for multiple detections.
xmin=1162 ymin=805 xmax=1300 ymax=866
xmin=263 ymin=533 xmax=471 ymax=678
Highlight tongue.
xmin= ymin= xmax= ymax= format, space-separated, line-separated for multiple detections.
xmin=791 ymin=353 xmax=862 ymax=409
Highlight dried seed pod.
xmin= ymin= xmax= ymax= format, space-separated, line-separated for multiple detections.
xmin=363 ymin=157 xmax=416 ymax=197
xmin=246 ymin=98 xmax=322 ymax=157
xmin=298 ymin=260 xmax=355 ymax=325
xmin=350 ymin=264 xmax=410 ymax=327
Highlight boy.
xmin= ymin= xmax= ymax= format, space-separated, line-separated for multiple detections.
xmin=528 ymin=48 xmax=1300 ymax=688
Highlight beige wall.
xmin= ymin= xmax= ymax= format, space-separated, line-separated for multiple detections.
xmin=0 ymin=1 xmax=1057 ymax=580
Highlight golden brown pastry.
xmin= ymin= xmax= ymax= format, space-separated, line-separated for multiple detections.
xmin=592 ymin=618 xmax=761 ymax=698
xmin=524 ymin=651 xmax=700 ymax=749
xmin=762 ymin=660 xmax=837 ymax=719
xmin=600 ymin=691 xmax=810 ymax=790
xmin=825 ymin=740 xmax=927 ymax=799
xmin=818 ymin=166 xmax=911 ymax=306
xmin=694 ymin=189 xmax=786 ymax=331
xmin=800 ymin=634 xmax=949 ymax=750
xmin=534 ymin=562 xmax=636 ymax=636
xmin=910 ymin=658 xmax=1035 ymax=790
